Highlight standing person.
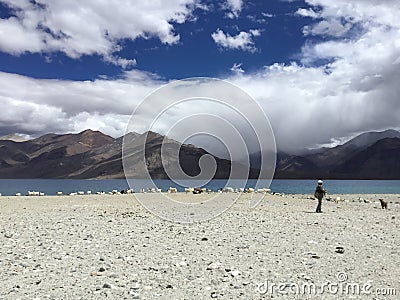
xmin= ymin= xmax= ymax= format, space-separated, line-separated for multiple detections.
xmin=314 ymin=180 xmax=326 ymax=213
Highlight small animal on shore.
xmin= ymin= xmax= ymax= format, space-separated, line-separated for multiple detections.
xmin=379 ymin=198 xmax=388 ymax=209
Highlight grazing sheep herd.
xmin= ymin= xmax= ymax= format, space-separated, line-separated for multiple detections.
xmin=6 ymin=187 xmax=272 ymax=197
xmin=2 ymin=189 xmax=393 ymax=210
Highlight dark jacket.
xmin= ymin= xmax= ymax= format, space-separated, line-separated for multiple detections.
xmin=314 ymin=185 xmax=326 ymax=199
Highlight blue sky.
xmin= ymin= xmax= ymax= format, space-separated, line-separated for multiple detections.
xmin=0 ymin=0 xmax=399 ymax=152
xmin=0 ymin=0 xmax=311 ymax=80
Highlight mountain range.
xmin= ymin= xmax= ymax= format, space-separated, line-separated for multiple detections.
xmin=0 ymin=129 xmax=399 ymax=179
xmin=274 ymin=129 xmax=400 ymax=179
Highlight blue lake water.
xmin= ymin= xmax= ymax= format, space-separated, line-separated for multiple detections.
xmin=0 ymin=179 xmax=399 ymax=196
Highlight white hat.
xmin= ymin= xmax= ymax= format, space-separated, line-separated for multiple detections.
xmin=318 ymin=180 xmax=323 ymax=184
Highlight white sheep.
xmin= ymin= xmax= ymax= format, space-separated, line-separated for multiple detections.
xmin=15 ymin=193 xmax=22 ymax=196
xmin=224 ymin=187 xmax=234 ymax=193
xmin=57 ymin=191 xmax=63 ymax=196
xmin=257 ymin=188 xmax=271 ymax=193
xmin=168 ymin=187 xmax=178 ymax=193
xmin=87 ymin=191 xmax=92 ymax=195
xmin=78 ymin=191 xmax=85 ymax=195
xmin=185 ymin=187 xmax=194 ymax=193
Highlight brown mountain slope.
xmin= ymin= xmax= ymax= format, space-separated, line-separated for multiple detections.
xmin=0 ymin=130 xmax=257 ymax=179
xmin=330 ymin=138 xmax=400 ymax=179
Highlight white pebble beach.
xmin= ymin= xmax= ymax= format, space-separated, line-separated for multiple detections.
xmin=0 ymin=193 xmax=399 ymax=299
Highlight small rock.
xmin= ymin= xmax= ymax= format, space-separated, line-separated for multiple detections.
xmin=335 ymin=246 xmax=345 ymax=254
xmin=131 ymin=283 xmax=140 ymax=290
xmin=129 ymin=291 xmax=140 ymax=299
xmin=207 ymin=261 xmax=222 ymax=270
xmin=230 ymin=270 xmax=241 ymax=277
xmin=201 ymin=237 xmax=208 ymax=241
xmin=103 ymin=283 xmax=112 ymax=289
xmin=211 ymin=291 xmax=218 ymax=298
xmin=166 ymin=284 xmax=173 ymax=289
xmin=99 ymin=267 xmax=106 ymax=272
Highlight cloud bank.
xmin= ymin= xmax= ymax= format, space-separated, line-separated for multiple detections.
xmin=0 ymin=0 xmax=400 ymax=154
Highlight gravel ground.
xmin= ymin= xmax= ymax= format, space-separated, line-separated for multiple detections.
xmin=0 ymin=193 xmax=399 ymax=299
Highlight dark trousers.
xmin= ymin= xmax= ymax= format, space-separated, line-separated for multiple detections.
xmin=316 ymin=197 xmax=322 ymax=212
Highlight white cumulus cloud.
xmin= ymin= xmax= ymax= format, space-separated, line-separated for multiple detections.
xmin=230 ymin=63 xmax=244 ymax=74
xmin=211 ymin=28 xmax=260 ymax=52
xmin=224 ymin=0 xmax=243 ymax=19
xmin=0 ymin=0 xmax=198 ymax=67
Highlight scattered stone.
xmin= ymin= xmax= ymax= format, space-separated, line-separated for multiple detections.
xmin=131 ymin=283 xmax=140 ymax=290
xmin=102 ymin=283 xmax=112 ymax=289
xmin=207 ymin=261 xmax=222 ymax=270
xmin=129 ymin=290 xmax=140 ymax=298
xmin=335 ymin=246 xmax=345 ymax=254
xmin=179 ymin=260 xmax=188 ymax=267
xmin=201 ymin=237 xmax=208 ymax=241
xmin=99 ymin=267 xmax=106 ymax=272
xmin=230 ymin=270 xmax=241 ymax=277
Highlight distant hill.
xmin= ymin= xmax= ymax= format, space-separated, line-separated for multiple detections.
xmin=0 ymin=130 xmax=259 ymax=179
xmin=331 ymin=137 xmax=400 ymax=179
xmin=0 ymin=128 xmax=399 ymax=179
xmin=273 ymin=129 xmax=400 ymax=179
